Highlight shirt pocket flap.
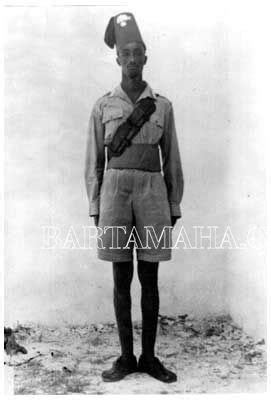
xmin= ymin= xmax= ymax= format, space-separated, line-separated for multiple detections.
xmin=149 ymin=113 xmax=164 ymax=128
xmin=102 ymin=108 xmax=123 ymax=124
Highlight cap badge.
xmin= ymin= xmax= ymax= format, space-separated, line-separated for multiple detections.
xmin=116 ymin=14 xmax=131 ymax=27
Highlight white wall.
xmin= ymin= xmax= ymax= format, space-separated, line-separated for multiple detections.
xmin=5 ymin=3 xmax=266 ymax=339
xmin=223 ymin=22 xmax=267 ymax=340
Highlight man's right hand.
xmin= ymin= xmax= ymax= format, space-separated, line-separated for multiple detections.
xmin=93 ymin=215 xmax=99 ymax=227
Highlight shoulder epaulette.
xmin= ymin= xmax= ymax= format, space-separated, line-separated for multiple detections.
xmin=155 ymin=93 xmax=168 ymax=99
xmin=155 ymin=93 xmax=172 ymax=105
xmin=102 ymin=91 xmax=111 ymax=97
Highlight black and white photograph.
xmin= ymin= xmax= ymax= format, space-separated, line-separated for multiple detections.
xmin=2 ymin=0 xmax=269 ymax=395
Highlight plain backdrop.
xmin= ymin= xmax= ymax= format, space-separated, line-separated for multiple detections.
xmin=4 ymin=2 xmax=267 ymax=339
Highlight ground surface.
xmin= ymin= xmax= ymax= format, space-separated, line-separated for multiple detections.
xmin=4 ymin=315 xmax=266 ymax=394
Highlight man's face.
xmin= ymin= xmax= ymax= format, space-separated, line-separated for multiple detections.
xmin=117 ymin=41 xmax=147 ymax=79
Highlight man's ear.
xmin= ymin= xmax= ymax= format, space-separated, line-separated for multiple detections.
xmin=116 ymin=56 xmax=121 ymax=66
xmin=144 ymin=55 xmax=148 ymax=65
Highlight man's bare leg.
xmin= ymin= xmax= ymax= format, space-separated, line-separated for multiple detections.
xmin=113 ymin=261 xmax=134 ymax=359
xmin=137 ymin=260 xmax=177 ymax=383
xmin=102 ymin=261 xmax=137 ymax=382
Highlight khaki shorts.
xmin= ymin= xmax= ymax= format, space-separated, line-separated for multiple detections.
xmin=98 ymin=169 xmax=172 ymax=262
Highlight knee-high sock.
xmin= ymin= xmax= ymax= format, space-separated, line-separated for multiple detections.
xmin=113 ymin=261 xmax=134 ymax=359
xmin=138 ymin=260 xmax=159 ymax=359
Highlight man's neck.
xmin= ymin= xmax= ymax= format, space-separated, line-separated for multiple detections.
xmin=121 ymin=75 xmax=146 ymax=103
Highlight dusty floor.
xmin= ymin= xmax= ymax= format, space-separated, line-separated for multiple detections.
xmin=4 ymin=314 xmax=266 ymax=394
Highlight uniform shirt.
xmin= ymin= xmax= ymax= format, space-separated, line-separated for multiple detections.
xmin=85 ymin=83 xmax=184 ymax=217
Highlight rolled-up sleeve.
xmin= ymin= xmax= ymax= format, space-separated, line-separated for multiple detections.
xmin=159 ymin=103 xmax=184 ymax=217
xmin=84 ymin=101 xmax=105 ymax=216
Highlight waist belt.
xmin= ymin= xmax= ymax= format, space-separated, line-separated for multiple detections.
xmin=107 ymin=144 xmax=161 ymax=172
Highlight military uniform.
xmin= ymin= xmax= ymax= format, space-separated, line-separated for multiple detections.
xmin=84 ymin=12 xmax=184 ymax=384
xmin=85 ymin=83 xmax=184 ymax=261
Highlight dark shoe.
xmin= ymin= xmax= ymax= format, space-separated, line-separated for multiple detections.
xmin=102 ymin=355 xmax=137 ymax=382
xmin=138 ymin=355 xmax=177 ymax=383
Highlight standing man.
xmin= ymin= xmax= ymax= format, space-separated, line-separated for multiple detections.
xmin=85 ymin=12 xmax=184 ymax=383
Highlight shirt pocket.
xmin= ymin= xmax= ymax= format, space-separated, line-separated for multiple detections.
xmin=135 ymin=111 xmax=164 ymax=144
xmin=102 ymin=107 xmax=124 ymax=145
